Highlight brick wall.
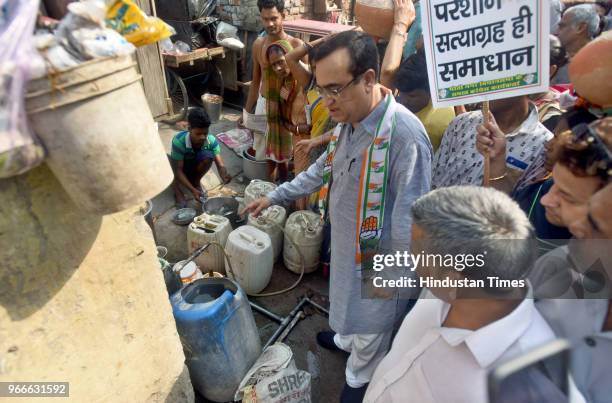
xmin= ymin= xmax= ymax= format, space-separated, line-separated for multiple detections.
xmin=217 ymin=0 xmax=309 ymax=31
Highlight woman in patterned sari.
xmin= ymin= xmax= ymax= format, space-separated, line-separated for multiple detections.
xmin=264 ymin=40 xmax=308 ymax=185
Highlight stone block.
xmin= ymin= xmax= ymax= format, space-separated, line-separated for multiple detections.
xmin=0 ymin=165 xmax=193 ymax=401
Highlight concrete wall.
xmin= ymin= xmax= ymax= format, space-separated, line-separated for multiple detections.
xmin=0 ymin=164 xmax=193 ymax=402
xmin=217 ymin=0 xmax=309 ymax=31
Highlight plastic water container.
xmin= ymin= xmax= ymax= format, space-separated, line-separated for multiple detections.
xmin=171 ymin=278 xmax=262 ymax=402
xmin=175 ymin=261 xmax=204 ymax=284
xmin=187 ymin=213 xmax=232 ymax=273
xmin=247 ymin=205 xmax=287 ymax=262
xmin=283 ymin=211 xmax=324 ymax=274
xmin=244 ymin=179 xmax=277 ymax=206
xmin=225 ymin=226 xmax=273 ymax=294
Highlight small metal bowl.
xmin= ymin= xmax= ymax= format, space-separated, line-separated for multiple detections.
xmin=202 ymin=197 xmax=244 ymax=228
xmin=172 ymin=208 xmax=197 ymax=226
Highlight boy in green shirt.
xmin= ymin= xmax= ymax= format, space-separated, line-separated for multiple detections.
xmin=170 ymin=108 xmax=231 ymax=207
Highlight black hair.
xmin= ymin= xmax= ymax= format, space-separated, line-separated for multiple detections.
xmin=311 ymin=31 xmax=379 ymax=80
xmin=564 ymin=107 xmax=598 ymax=129
xmin=266 ymin=43 xmax=286 ymax=60
xmin=595 ymin=0 xmax=612 ymax=14
xmin=395 ymin=50 xmax=429 ymax=93
xmin=549 ymin=34 xmax=567 ymax=68
xmin=188 ymin=107 xmax=211 ymax=129
xmin=257 ymin=0 xmax=284 ymax=13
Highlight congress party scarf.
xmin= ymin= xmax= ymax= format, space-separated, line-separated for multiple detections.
xmin=319 ymin=95 xmax=396 ymax=268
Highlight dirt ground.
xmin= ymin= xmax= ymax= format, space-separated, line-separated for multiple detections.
xmin=153 ymin=108 xmax=347 ymax=403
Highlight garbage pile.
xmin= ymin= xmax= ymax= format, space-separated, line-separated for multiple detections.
xmin=1 ymin=0 xmax=175 ymax=215
xmin=32 ymin=0 xmax=174 ymax=75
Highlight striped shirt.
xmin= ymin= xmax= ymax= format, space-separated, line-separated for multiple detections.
xmin=170 ymin=131 xmax=220 ymax=161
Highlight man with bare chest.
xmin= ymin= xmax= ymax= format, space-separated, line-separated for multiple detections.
xmin=244 ymin=0 xmax=303 ymax=181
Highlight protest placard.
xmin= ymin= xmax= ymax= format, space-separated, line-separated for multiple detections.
xmin=421 ymin=0 xmax=550 ymax=108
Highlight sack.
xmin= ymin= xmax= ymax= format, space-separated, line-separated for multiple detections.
xmin=243 ymin=364 xmax=311 ymax=403
xmin=235 ymin=343 xmax=312 ymax=403
xmin=216 ymin=22 xmax=244 ymax=50
xmin=0 ymin=0 xmax=46 ymax=178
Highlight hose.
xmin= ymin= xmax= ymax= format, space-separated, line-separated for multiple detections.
xmin=205 ymin=214 xmax=308 ymax=297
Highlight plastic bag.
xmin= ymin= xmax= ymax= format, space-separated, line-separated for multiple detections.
xmin=0 ymin=0 xmax=46 ymax=178
xmin=44 ymin=1 xmax=134 ymax=67
xmin=161 ymin=39 xmax=191 ymax=55
xmin=106 ymin=0 xmax=175 ymax=47
xmin=235 ymin=343 xmax=312 ymax=403
xmin=71 ymin=27 xmax=135 ymax=58
xmin=216 ymin=21 xmax=244 ymax=50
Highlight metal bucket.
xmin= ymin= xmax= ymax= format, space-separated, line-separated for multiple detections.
xmin=201 ymin=93 xmax=222 ymax=123
xmin=242 ymin=149 xmax=270 ymax=181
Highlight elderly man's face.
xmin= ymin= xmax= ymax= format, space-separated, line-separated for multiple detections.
xmin=411 ymin=224 xmax=461 ymax=302
xmin=557 ymin=11 xmax=583 ymax=48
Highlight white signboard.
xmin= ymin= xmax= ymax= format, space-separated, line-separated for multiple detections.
xmin=421 ymin=0 xmax=550 ymax=107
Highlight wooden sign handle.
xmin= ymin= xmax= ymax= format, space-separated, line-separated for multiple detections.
xmin=482 ymin=100 xmax=490 ymax=187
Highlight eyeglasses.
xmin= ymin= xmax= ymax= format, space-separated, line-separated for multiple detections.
xmin=315 ymin=73 xmax=364 ymax=99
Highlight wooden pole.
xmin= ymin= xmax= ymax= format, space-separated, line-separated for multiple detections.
xmin=482 ymin=100 xmax=490 ymax=187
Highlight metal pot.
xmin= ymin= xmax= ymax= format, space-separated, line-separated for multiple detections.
xmin=242 ymin=149 xmax=269 ymax=180
xmin=202 ymin=197 xmax=245 ymax=228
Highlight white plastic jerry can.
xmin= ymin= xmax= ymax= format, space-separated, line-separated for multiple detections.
xmin=225 ymin=226 xmax=274 ymax=295
xmin=283 ymin=211 xmax=324 ymax=274
xmin=244 ymin=179 xmax=278 ymax=206
xmin=187 ymin=213 xmax=232 ymax=274
xmin=247 ymin=205 xmax=287 ymax=262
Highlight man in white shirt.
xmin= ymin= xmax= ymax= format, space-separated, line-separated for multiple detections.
xmin=432 ymin=96 xmax=552 ymax=190
xmin=364 ymin=186 xmax=556 ymax=403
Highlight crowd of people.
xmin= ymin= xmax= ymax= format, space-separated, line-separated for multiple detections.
xmin=169 ymin=0 xmax=611 ymax=401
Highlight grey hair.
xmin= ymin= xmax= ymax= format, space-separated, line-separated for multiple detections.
xmin=411 ymin=186 xmax=536 ymax=289
xmin=567 ymin=4 xmax=601 ymax=38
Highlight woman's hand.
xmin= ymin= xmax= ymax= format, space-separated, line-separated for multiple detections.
xmin=393 ymin=0 xmax=415 ymax=30
xmin=294 ymin=138 xmax=318 ymax=157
